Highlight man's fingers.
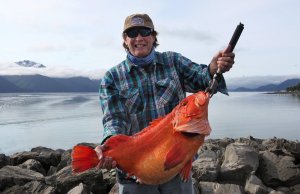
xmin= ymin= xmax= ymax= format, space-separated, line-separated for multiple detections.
xmin=102 ymin=157 xmax=114 ymax=170
xmin=97 ymin=159 xmax=104 ymax=169
xmin=112 ymin=161 xmax=117 ymax=168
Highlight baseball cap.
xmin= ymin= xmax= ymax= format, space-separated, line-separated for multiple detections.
xmin=123 ymin=13 xmax=154 ymax=32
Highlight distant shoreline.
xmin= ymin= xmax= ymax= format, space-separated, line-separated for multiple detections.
xmin=264 ymin=91 xmax=300 ymax=96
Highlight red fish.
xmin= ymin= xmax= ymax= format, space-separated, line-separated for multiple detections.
xmin=72 ymin=91 xmax=211 ymax=185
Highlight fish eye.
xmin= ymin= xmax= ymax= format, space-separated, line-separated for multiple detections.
xmin=181 ymin=101 xmax=188 ymax=106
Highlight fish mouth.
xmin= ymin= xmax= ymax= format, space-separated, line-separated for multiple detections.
xmin=181 ymin=132 xmax=200 ymax=137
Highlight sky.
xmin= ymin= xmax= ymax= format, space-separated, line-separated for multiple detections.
xmin=1 ymin=0 xmax=300 ymax=80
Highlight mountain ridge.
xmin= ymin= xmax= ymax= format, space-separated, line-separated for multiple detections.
xmin=1 ymin=75 xmax=100 ymax=93
xmin=15 ymin=60 xmax=46 ymax=68
xmin=232 ymin=78 xmax=300 ymax=92
xmin=0 ymin=74 xmax=299 ymax=93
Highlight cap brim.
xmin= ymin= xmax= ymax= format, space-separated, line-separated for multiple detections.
xmin=123 ymin=25 xmax=153 ymax=32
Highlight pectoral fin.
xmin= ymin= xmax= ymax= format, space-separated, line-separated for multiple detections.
xmin=180 ymin=159 xmax=192 ymax=182
xmin=164 ymin=143 xmax=187 ymax=171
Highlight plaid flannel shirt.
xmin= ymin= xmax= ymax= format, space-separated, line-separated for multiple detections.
xmin=99 ymin=51 xmax=227 ymax=143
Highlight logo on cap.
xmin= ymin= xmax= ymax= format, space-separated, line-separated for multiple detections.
xmin=131 ymin=17 xmax=144 ymax=26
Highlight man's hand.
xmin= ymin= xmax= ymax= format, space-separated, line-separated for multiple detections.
xmin=94 ymin=145 xmax=117 ymax=170
xmin=209 ymin=47 xmax=235 ymax=76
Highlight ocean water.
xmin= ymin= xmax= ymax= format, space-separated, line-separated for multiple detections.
xmin=0 ymin=92 xmax=299 ymax=155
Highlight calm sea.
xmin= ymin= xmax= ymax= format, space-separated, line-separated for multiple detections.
xmin=0 ymin=92 xmax=299 ymax=155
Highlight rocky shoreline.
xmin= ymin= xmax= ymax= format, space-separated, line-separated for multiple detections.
xmin=1 ymin=137 xmax=299 ymax=194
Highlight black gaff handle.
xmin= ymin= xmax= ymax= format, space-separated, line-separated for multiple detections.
xmin=216 ymin=22 xmax=244 ymax=75
xmin=208 ymin=23 xmax=244 ymax=97
xmin=225 ymin=22 xmax=244 ymax=53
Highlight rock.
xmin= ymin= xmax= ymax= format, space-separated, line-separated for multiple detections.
xmin=220 ymin=143 xmax=259 ymax=184
xmin=10 ymin=148 xmax=61 ymax=171
xmin=236 ymin=136 xmax=264 ymax=151
xmin=18 ymin=159 xmax=46 ymax=176
xmin=67 ymin=183 xmax=90 ymax=194
xmin=56 ymin=149 xmax=72 ymax=171
xmin=262 ymin=138 xmax=300 ymax=160
xmin=102 ymin=169 xmax=117 ymax=189
xmin=203 ymin=138 xmax=235 ymax=150
xmin=31 ymin=146 xmax=58 ymax=153
xmin=76 ymin=142 xmax=99 ymax=149
xmin=35 ymin=150 xmax=61 ymax=171
xmin=199 ymin=181 xmax=244 ymax=194
xmin=45 ymin=166 xmax=107 ymax=194
xmin=192 ymin=178 xmax=201 ymax=194
xmin=269 ymin=190 xmax=285 ymax=194
xmin=192 ymin=150 xmax=219 ymax=182
xmin=2 ymin=181 xmax=55 ymax=194
xmin=259 ymin=151 xmax=300 ymax=187
xmin=276 ymin=186 xmax=291 ymax=193
xmin=0 ymin=137 xmax=299 ymax=193
xmin=290 ymin=183 xmax=300 ymax=193
xmin=244 ymin=173 xmax=270 ymax=194
xmin=0 ymin=154 xmax=10 ymax=169
xmin=47 ymin=166 xmax=57 ymax=176
xmin=108 ymin=183 xmax=119 ymax=194
xmin=10 ymin=151 xmax=39 ymax=166
xmin=0 ymin=166 xmax=44 ymax=191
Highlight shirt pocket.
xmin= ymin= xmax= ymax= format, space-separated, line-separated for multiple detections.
xmin=155 ymin=78 xmax=179 ymax=108
xmin=119 ymin=88 xmax=143 ymax=114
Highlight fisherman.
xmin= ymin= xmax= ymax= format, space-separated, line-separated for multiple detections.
xmin=95 ymin=13 xmax=235 ymax=194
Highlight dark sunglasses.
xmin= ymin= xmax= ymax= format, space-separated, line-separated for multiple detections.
xmin=125 ymin=28 xmax=153 ymax=38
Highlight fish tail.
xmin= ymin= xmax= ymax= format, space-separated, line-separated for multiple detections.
xmin=71 ymin=145 xmax=99 ymax=173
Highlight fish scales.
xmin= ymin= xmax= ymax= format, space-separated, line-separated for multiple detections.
xmin=72 ymin=91 xmax=211 ymax=185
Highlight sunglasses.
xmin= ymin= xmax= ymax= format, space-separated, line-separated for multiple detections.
xmin=125 ymin=28 xmax=153 ymax=38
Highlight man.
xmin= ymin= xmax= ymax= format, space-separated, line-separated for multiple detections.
xmin=95 ymin=13 xmax=235 ymax=194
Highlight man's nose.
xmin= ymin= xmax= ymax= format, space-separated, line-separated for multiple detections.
xmin=135 ymin=33 xmax=143 ymax=39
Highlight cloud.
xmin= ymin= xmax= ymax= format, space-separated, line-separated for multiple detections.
xmin=28 ymin=44 xmax=67 ymax=52
xmin=160 ymin=27 xmax=216 ymax=44
xmin=0 ymin=62 xmax=106 ymax=79
xmin=1 ymin=0 xmax=300 ymax=78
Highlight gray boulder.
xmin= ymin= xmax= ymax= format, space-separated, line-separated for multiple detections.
xmin=0 ymin=165 xmax=44 ymax=191
xmin=10 ymin=148 xmax=61 ymax=171
xmin=192 ymin=150 xmax=219 ymax=182
xmin=46 ymin=166 xmax=107 ymax=194
xmin=259 ymin=150 xmax=300 ymax=187
xmin=56 ymin=149 xmax=72 ymax=171
xmin=18 ymin=159 xmax=46 ymax=176
xmin=0 ymin=154 xmax=10 ymax=169
xmin=1 ymin=181 xmax=55 ymax=194
xmin=290 ymin=184 xmax=300 ymax=194
xmin=199 ymin=181 xmax=244 ymax=194
xmin=108 ymin=183 xmax=119 ymax=194
xmin=244 ymin=173 xmax=270 ymax=194
xmin=67 ymin=183 xmax=90 ymax=194
xmin=220 ymin=143 xmax=259 ymax=184
xmin=10 ymin=151 xmax=39 ymax=166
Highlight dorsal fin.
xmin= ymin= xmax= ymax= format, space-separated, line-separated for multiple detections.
xmin=132 ymin=116 xmax=165 ymax=137
xmin=149 ymin=117 xmax=164 ymax=127
xmin=104 ymin=135 xmax=131 ymax=149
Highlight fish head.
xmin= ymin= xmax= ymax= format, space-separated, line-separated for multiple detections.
xmin=173 ymin=91 xmax=211 ymax=136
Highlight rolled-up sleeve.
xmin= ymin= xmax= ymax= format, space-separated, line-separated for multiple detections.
xmin=175 ymin=53 xmax=228 ymax=95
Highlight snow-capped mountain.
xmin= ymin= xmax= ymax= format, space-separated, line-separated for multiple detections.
xmin=15 ymin=60 xmax=46 ymax=68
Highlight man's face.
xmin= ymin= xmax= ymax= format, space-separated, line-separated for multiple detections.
xmin=124 ymin=27 xmax=155 ymax=57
